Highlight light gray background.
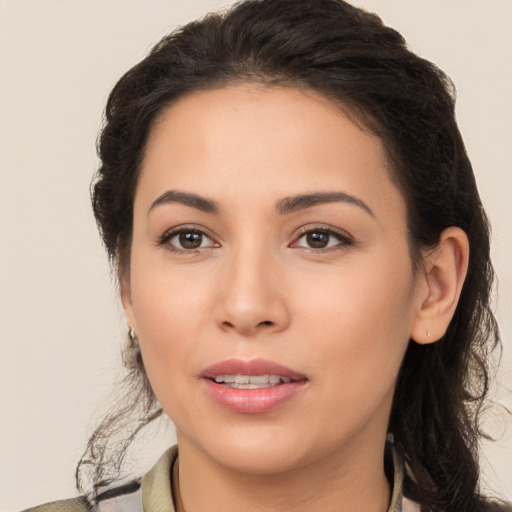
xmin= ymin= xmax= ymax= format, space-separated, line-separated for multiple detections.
xmin=0 ymin=1 xmax=510 ymax=510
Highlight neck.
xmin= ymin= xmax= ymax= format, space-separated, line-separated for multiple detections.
xmin=174 ymin=435 xmax=392 ymax=512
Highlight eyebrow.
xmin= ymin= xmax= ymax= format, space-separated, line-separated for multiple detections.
xmin=276 ymin=192 xmax=375 ymax=217
xmin=148 ymin=189 xmax=374 ymax=218
xmin=148 ymin=190 xmax=219 ymax=215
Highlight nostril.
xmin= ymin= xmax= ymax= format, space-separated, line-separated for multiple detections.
xmin=219 ymin=319 xmax=276 ymax=334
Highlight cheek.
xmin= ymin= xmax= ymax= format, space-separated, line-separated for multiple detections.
xmin=287 ymin=270 xmax=414 ymax=447
xmin=131 ymin=252 xmax=213 ymax=336
xmin=128 ymin=261 xmax=215 ymax=394
xmin=296 ymin=254 xmax=415 ymax=391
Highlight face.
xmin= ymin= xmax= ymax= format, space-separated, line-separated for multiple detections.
xmin=123 ymin=85 xmax=426 ymax=475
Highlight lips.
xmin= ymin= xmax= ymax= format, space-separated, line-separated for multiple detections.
xmin=201 ymin=358 xmax=308 ymax=414
xmin=202 ymin=358 xmax=307 ymax=381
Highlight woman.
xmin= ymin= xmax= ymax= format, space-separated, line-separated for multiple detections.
xmin=22 ymin=0 xmax=510 ymax=511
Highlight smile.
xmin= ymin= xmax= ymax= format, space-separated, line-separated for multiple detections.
xmin=201 ymin=358 xmax=308 ymax=413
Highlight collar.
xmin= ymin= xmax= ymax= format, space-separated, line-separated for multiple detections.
xmin=139 ymin=444 xmax=418 ymax=512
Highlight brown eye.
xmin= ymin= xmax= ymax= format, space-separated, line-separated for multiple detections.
xmin=163 ymin=229 xmax=216 ymax=251
xmin=178 ymin=231 xmax=203 ymax=249
xmin=292 ymin=228 xmax=353 ymax=251
xmin=305 ymin=232 xmax=329 ymax=248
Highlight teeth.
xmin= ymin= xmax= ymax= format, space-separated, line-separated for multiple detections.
xmin=213 ymin=374 xmax=293 ymax=388
xmin=236 ymin=375 xmax=250 ymax=384
xmin=247 ymin=375 xmax=268 ymax=384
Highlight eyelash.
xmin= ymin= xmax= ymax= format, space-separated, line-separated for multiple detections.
xmin=157 ymin=225 xmax=353 ymax=253
xmin=292 ymin=225 xmax=354 ymax=252
xmin=158 ymin=226 xmax=218 ymax=253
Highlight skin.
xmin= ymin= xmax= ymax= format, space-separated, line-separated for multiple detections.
xmin=122 ymin=85 xmax=468 ymax=512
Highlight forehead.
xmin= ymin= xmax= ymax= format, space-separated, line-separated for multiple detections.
xmin=138 ymin=85 xmax=405 ymax=221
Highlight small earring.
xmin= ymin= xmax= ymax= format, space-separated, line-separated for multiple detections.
xmin=129 ymin=327 xmax=139 ymax=348
xmin=426 ymin=330 xmax=432 ymax=338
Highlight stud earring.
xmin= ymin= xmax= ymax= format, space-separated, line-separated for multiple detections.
xmin=426 ymin=330 xmax=432 ymax=338
xmin=129 ymin=327 xmax=139 ymax=348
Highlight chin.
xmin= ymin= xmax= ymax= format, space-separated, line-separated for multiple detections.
xmin=183 ymin=425 xmax=312 ymax=475
xmin=216 ymin=443 xmax=308 ymax=475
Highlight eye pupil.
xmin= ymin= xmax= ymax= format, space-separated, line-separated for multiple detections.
xmin=306 ymin=232 xmax=329 ymax=248
xmin=179 ymin=232 xmax=202 ymax=249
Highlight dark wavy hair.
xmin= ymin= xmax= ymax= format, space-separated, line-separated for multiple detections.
xmin=79 ymin=0 xmax=503 ymax=510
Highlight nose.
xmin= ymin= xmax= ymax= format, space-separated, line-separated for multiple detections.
xmin=213 ymin=250 xmax=290 ymax=337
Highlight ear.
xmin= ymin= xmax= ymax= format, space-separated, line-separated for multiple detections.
xmin=119 ymin=267 xmax=138 ymax=333
xmin=410 ymin=227 xmax=469 ymax=344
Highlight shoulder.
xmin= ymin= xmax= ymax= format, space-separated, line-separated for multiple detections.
xmin=20 ymin=481 xmax=143 ymax=512
xmin=21 ymin=497 xmax=92 ymax=512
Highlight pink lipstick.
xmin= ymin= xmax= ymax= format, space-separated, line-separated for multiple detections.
xmin=201 ymin=358 xmax=308 ymax=414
